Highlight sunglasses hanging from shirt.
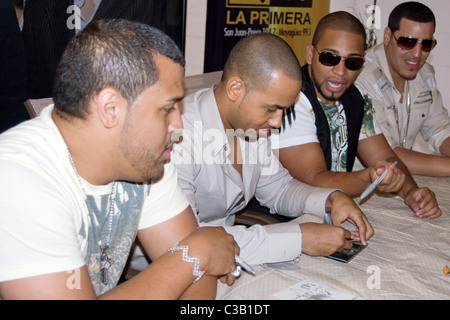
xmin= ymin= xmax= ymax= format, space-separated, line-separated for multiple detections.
xmin=393 ymin=35 xmax=437 ymax=53
xmin=313 ymin=46 xmax=365 ymax=71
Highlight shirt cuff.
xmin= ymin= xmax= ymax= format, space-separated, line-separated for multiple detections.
xmin=304 ymin=188 xmax=337 ymax=218
xmin=222 ymin=221 xmax=302 ymax=266
xmin=263 ymin=221 xmax=302 ymax=264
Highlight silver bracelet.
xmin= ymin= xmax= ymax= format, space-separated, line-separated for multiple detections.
xmin=168 ymin=241 xmax=206 ymax=283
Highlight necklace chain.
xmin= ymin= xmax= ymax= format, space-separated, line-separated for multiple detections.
xmin=63 ymin=141 xmax=116 ymax=285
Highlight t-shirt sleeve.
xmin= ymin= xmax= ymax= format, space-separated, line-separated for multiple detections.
xmin=138 ymin=161 xmax=190 ymax=229
xmin=0 ymin=161 xmax=86 ymax=282
xmin=273 ymin=93 xmax=319 ymax=150
xmin=359 ymin=92 xmax=382 ymax=141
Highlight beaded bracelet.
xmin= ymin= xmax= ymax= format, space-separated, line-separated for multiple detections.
xmin=168 ymin=241 xmax=206 ymax=283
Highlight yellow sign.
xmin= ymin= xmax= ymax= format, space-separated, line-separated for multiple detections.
xmin=204 ymin=0 xmax=329 ymax=71
xmin=225 ymin=0 xmax=329 ymax=64
xmin=228 ymin=0 xmax=271 ymax=7
xmin=272 ymin=5 xmax=328 ymax=64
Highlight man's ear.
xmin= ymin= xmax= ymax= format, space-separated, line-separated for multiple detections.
xmin=226 ymin=77 xmax=246 ymax=103
xmin=306 ymin=43 xmax=315 ymax=65
xmin=95 ymin=88 xmax=123 ymax=128
xmin=383 ymin=27 xmax=392 ymax=46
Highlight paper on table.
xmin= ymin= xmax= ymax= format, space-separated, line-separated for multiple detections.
xmin=261 ymin=261 xmax=301 ymax=271
xmin=273 ymin=278 xmax=356 ymax=300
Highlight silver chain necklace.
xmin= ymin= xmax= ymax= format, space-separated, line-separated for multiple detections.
xmin=63 ymin=141 xmax=117 ymax=285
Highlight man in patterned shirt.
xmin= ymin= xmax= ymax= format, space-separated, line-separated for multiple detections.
xmin=275 ymin=11 xmax=441 ymax=219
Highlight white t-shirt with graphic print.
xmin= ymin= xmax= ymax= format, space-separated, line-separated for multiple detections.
xmin=274 ymin=92 xmax=381 ymax=172
xmin=0 ymin=105 xmax=188 ymax=295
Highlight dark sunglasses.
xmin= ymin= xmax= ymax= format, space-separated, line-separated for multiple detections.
xmin=393 ymin=35 xmax=437 ymax=53
xmin=313 ymin=46 xmax=365 ymax=71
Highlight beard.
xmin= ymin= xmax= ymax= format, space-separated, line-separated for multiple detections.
xmin=314 ymin=78 xmax=339 ymax=103
xmin=120 ymin=118 xmax=166 ymax=184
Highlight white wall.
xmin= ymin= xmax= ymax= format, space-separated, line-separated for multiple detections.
xmin=185 ymin=0 xmax=449 ymax=105
xmin=185 ymin=0 xmax=207 ymax=76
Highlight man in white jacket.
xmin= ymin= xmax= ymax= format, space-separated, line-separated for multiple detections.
xmin=356 ymin=1 xmax=450 ymax=177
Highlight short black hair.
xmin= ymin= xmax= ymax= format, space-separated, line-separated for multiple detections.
xmin=222 ymin=33 xmax=301 ymax=91
xmin=53 ymin=19 xmax=185 ymax=119
xmin=388 ymin=2 xmax=436 ymax=33
xmin=312 ymin=11 xmax=367 ymax=51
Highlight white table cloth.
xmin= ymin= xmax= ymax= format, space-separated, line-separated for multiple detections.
xmin=217 ymin=175 xmax=450 ymax=300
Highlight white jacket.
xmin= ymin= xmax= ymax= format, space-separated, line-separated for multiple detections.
xmin=356 ymin=44 xmax=450 ymax=153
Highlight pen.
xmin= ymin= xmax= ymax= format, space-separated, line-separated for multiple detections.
xmin=324 ymin=212 xmax=355 ymax=241
xmin=360 ymin=161 xmax=398 ymax=200
xmin=235 ymin=254 xmax=256 ymax=276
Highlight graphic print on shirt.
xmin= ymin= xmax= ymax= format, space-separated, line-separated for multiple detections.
xmin=360 ymin=95 xmax=377 ymax=138
xmin=320 ymin=100 xmax=348 ymax=172
xmin=83 ymin=182 xmax=148 ymax=295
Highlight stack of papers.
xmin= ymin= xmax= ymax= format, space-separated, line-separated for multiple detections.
xmin=273 ymin=279 xmax=356 ymax=300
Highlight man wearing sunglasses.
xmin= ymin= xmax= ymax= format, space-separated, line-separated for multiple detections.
xmin=356 ymin=2 xmax=450 ymax=177
xmin=275 ymin=11 xmax=441 ymax=219
xmin=172 ymin=32 xmax=375 ymax=267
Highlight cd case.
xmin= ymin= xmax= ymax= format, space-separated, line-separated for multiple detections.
xmin=325 ymin=242 xmax=367 ymax=263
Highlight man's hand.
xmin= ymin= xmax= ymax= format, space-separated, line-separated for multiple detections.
xmin=404 ymin=187 xmax=442 ymax=219
xmin=183 ymin=227 xmax=239 ymax=278
xmin=371 ymin=160 xmax=405 ymax=194
xmin=326 ymin=191 xmax=374 ymax=245
xmin=300 ymin=223 xmax=353 ymax=256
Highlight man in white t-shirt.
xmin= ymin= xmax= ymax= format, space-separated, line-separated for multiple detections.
xmin=0 ymin=19 xmax=239 ymax=300
xmin=275 ymin=12 xmax=441 ymax=219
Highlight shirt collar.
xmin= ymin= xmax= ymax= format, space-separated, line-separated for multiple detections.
xmin=198 ymin=86 xmax=229 ymax=158
xmin=372 ymin=44 xmax=397 ymax=88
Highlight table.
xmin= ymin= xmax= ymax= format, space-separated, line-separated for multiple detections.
xmin=216 ymin=175 xmax=450 ymax=300
xmin=23 ymin=72 xmax=450 ymax=300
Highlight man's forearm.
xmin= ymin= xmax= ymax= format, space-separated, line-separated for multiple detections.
xmin=394 ymin=147 xmax=450 ymax=177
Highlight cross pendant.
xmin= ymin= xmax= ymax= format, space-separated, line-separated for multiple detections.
xmin=100 ymin=245 xmax=114 ymax=285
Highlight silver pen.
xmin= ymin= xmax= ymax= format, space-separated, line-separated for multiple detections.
xmin=360 ymin=161 xmax=398 ymax=200
xmin=235 ymin=254 xmax=256 ymax=276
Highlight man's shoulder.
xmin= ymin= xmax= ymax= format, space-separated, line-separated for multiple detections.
xmin=357 ymin=60 xmax=384 ymax=87
xmin=356 ymin=45 xmax=385 ymax=85
xmin=181 ymin=88 xmax=211 ymax=125
xmin=419 ymin=62 xmax=436 ymax=79
xmin=0 ymin=112 xmax=76 ymax=199
xmin=0 ymin=116 xmax=60 ymax=164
